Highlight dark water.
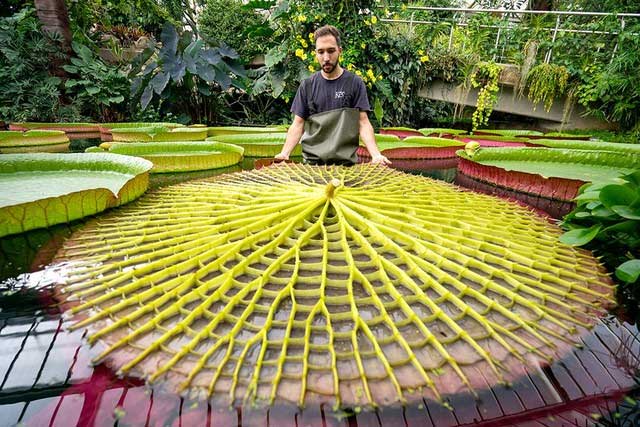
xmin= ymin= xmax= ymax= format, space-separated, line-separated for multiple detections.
xmin=1 ymin=156 xmax=639 ymax=427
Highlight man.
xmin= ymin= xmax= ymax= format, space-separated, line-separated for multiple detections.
xmin=275 ymin=25 xmax=391 ymax=166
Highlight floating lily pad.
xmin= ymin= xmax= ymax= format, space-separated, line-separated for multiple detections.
xmin=0 ymin=131 xmax=70 ymax=153
xmin=99 ymin=122 xmax=184 ymax=141
xmin=9 ymin=122 xmax=101 ymax=139
xmin=56 ymin=164 xmax=613 ymax=409
xmin=419 ymin=128 xmax=468 ymax=137
xmin=457 ymin=147 xmax=640 ymax=201
xmin=101 ymin=141 xmax=244 ymax=173
xmin=527 ymin=139 xmax=640 ymax=154
xmin=379 ymin=127 xmax=424 ymax=138
xmin=472 ymin=129 xmax=543 ymax=137
xmin=359 ymin=137 xmax=464 ymax=159
xmin=0 ymin=153 xmax=152 ymax=237
xmin=456 ymin=135 xmax=529 ymax=147
xmin=111 ymin=127 xmax=208 ymax=142
xmin=207 ymin=126 xmax=283 ymax=137
xmin=207 ymin=132 xmax=302 ymax=157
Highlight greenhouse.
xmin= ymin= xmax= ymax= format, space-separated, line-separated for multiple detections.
xmin=1 ymin=1 xmax=639 ymax=426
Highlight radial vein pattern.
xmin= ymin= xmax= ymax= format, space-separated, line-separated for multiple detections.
xmin=55 ymin=163 xmax=614 ymax=409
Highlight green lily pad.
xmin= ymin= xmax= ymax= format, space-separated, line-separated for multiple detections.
xmin=102 ymin=141 xmax=244 ymax=173
xmin=111 ymin=127 xmax=208 ymax=142
xmin=0 ymin=131 xmax=70 ymax=153
xmin=207 ymin=126 xmax=283 ymax=137
xmin=419 ymin=128 xmax=468 ymax=137
xmin=457 ymin=147 xmax=640 ymax=182
xmin=207 ymin=132 xmax=302 ymax=157
xmin=529 ymin=139 xmax=640 ymax=155
xmin=56 ymin=164 xmax=614 ymax=409
xmin=473 ymin=129 xmax=543 ymax=137
xmin=0 ymin=153 xmax=152 ymax=237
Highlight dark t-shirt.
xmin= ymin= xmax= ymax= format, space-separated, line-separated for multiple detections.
xmin=290 ymin=70 xmax=370 ymax=119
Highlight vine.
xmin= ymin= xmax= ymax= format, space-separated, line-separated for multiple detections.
xmin=470 ymin=61 xmax=501 ymax=130
xmin=525 ymin=63 xmax=569 ymax=112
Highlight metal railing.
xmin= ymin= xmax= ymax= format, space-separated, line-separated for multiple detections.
xmin=380 ymin=6 xmax=640 ymax=64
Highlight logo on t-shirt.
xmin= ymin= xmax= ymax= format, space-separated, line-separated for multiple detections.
xmin=335 ymin=90 xmax=345 ymax=99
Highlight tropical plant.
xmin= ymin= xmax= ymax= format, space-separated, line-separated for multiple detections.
xmin=0 ymin=8 xmax=80 ymax=122
xmin=525 ymin=63 xmax=569 ymax=112
xmin=129 ymin=22 xmax=245 ymax=124
xmin=199 ymin=0 xmax=267 ymax=63
xmin=469 ymin=61 xmax=501 ymax=130
xmin=561 ymin=171 xmax=640 ymax=312
xmin=63 ymin=41 xmax=130 ymax=122
xmin=58 ymin=164 xmax=613 ymax=409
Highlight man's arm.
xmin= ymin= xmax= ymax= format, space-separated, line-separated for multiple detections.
xmin=359 ymin=111 xmax=391 ymax=165
xmin=275 ymin=115 xmax=305 ymax=160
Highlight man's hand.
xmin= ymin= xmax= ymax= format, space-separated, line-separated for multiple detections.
xmin=371 ymin=154 xmax=391 ymax=166
xmin=274 ymin=153 xmax=289 ymax=161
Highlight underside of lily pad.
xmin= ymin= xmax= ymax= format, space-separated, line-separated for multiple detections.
xmin=0 ymin=130 xmax=70 ymax=153
xmin=111 ymin=127 xmax=208 ymax=142
xmin=457 ymin=147 xmax=640 ymax=201
xmin=56 ymin=164 xmax=613 ymax=410
xmin=0 ymin=153 xmax=152 ymax=237
xmin=206 ymin=133 xmax=301 ymax=157
xmin=103 ymin=141 xmax=244 ymax=173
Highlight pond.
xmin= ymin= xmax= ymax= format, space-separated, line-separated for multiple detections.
xmin=1 ymin=150 xmax=638 ymax=427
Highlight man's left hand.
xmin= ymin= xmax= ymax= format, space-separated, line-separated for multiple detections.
xmin=371 ymin=154 xmax=391 ymax=166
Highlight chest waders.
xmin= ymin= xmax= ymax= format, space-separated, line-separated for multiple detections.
xmin=301 ymin=107 xmax=360 ymax=166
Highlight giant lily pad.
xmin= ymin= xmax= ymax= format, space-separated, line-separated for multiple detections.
xmin=207 ymin=133 xmax=302 ymax=157
xmin=419 ymin=128 xmax=468 ymax=137
xmin=0 ymin=153 xmax=152 ymax=237
xmin=99 ymin=122 xmax=184 ymax=141
xmin=111 ymin=127 xmax=207 ymax=142
xmin=0 ymin=130 xmax=70 ymax=153
xmin=9 ymin=122 xmax=101 ymax=139
xmin=379 ymin=127 xmax=423 ymax=138
xmin=359 ymin=136 xmax=464 ymax=160
xmin=100 ymin=141 xmax=244 ymax=173
xmin=56 ymin=164 xmax=613 ymax=410
xmin=207 ymin=126 xmax=283 ymax=137
xmin=527 ymin=139 xmax=640 ymax=155
xmin=457 ymin=147 xmax=640 ymax=201
xmin=473 ymin=129 xmax=543 ymax=137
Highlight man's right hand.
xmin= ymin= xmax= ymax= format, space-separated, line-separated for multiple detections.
xmin=274 ymin=153 xmax=289 ymax=161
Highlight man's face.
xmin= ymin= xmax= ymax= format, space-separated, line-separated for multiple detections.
xmin=315 ymin=35 xmax=342 ymax=75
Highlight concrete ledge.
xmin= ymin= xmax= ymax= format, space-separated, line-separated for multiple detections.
xmin=420 ymin=80 xmax=615 ymax=130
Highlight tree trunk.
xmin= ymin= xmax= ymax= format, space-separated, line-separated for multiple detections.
xmin=34 ymin=0 xmax=72 ymax=53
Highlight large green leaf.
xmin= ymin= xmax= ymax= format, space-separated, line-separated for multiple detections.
xmin=0 ymin=131 xmax=69 ymax=153
xmin=111 ymin=127 xmax=208 ymax=142
xmin=207 ymin=132 xmax=301 ymax=157
xmin=57 ymin=164 xmax=614 ymax=409
xmin=616 ymin=259 xmax=640 ymax=283
xmin=559 ymin=225 xmax=602 ymax=246
xmin=0 ymin=153 xmax=152 ymax=237
xmin=457 ymin=147 xmax=640 ymax=182
xmin=530 ymin=139 xmax=640 ymax=155
xmin=103 ymin=141 xmax=244 ymax=173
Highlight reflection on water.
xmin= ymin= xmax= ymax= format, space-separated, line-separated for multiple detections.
xmin=1 ymin=160 xmax=639 ymax=426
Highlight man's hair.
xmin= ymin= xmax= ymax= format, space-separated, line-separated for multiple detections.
xmin=314 ymin=25 xmax=341 ymax=48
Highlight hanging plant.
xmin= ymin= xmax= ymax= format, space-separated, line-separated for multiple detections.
xmin=525 ymin=63 xmax=569 ymax=112
xmin=55 ymin=164 xmax=614 ymax=409
xmin=470 ymin=62 xmax=501 ymax=130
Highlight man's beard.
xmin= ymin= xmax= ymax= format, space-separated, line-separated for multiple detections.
xmin=322 ymin=60 xmax=338 ymax=74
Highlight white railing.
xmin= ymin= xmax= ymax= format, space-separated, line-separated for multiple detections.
xmin=380 ymin=6 xmax=640 ymax=64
